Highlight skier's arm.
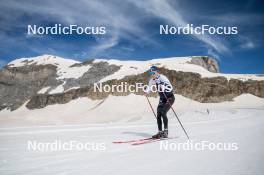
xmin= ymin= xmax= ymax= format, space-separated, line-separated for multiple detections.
xmin=144 ymin=79 xmax=155 ymax=94
xmin=159 ymin=75 xmax=173 ymax=92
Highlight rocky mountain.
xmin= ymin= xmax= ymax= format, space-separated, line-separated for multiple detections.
xmin=0 ymin=55 xmax=263 ymax=111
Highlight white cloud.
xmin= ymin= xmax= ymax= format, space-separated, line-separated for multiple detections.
xmin=241 ymin=41 xmax=255 ymax=49
xmin=206 ymin=13 xmax=264 ymax=26
xmin=128 ymin=0 xmax=230 ymax=54
xmin=0 ymin=0 xmax=159 ymax=58
xmin=240 ymin=41 xmax=255 ymax=50
xmin=237 ymin=36 xmax=256 ymax=50
xmin=207 ymin=49 xmax=220 ymax=61
xmin=89 ymin=35 xmax=119 ymax=57
xmin=1 ymin=0 xmax=242 ymax=59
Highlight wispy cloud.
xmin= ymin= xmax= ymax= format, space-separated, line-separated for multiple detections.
xmin=128 ymin=0 xmax=230 ymax=55
xmin=0 ymin=0 xmax=262 ymax=62
xmin=194 ymin=12 xmax=263 ymax=52
xmin=88 ymin=35 xmax=119 ymax=57
xmin=207 ymin=48 xmax=220 ymax=61
xmin=0 ymin=0 xmax=155 ymax=59
xmin=205 ymin=13 xmax=264 ymax=26
xmin=241 ymin=41 xmax=255 ymax=49
xmin=238 ymin=37 xmax=256 ymax=50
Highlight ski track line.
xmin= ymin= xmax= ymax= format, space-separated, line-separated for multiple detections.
xmin=88 ymin=97 xmax=107 ymax=111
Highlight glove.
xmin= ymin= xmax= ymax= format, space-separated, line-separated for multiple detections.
xmin=166 ymin=98 xmax=172 ymax=105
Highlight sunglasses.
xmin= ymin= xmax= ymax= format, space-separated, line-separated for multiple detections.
xmin=148 ymin=71 xmax=156 ymax=76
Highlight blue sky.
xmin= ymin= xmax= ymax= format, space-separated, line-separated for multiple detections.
xmin=0 ymin=0 xmax=263 ymax=73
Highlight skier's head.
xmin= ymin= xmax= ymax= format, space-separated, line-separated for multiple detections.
xmin=149 ymin=65 xmax=159 ymax=79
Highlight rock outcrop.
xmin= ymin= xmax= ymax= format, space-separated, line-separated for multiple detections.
xmin=0 ymin=64 xmax=59 ymax=110
xmin=0 ymin=58 xmax=120 ymax=111
xmin=190 ymin=56 xmax=219 ymax=73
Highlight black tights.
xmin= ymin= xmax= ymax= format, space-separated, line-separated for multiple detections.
xmin=157 ymin=96 xmax=175 ymax=131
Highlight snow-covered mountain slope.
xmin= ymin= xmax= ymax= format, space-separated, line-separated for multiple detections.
xmin=8 ymin=55 xmax=92 ymax=80
xmin=7 ymin=55 xmax=264 ymax=82
xmin=0 ymin=54 xmax=263 ymax=112
xmin=8 ymin=54 xmax=79 ymax=67
xmin=94 ymin=57 xmax=264 ymax=82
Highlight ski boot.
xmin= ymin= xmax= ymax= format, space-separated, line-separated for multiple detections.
xmin=162 ymin=129 xmax=168 ymax=138
xmin=152 ymin=131 xmax=163 ymax=139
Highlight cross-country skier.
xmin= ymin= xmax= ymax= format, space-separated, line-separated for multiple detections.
xmin=144 ymin=66 xmax=175 ymax=139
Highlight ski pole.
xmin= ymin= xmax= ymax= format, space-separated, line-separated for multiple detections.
xmin=163 ymin=92 xmax=190 ymax=140
xmin=145 ymin=95 xmax=157 ymax=119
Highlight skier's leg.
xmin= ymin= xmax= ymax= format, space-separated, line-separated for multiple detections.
xmin=157 ymin=104 xmax=163 ymax=131
xmin=161 ymin=96 xmax=175 ymax=134
xmin=161 ymin=104 xmax=169 ymax=130
xmin=152 ymin=104 xmax=163 ymax=138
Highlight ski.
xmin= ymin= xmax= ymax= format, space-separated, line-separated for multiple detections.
xmin=113 ymin=137 xmax=153 ymax=144
xmin=131 ymin=137 xmax=178 ymax=145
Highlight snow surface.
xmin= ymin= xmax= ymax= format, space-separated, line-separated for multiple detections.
xmin=49 ymin=81 xmax=66 ymax=94
xmin=0 ymin=93 xmax=263 ymax=126
xmin=0 ymin=94 xmax=263 ymax=175
xmin=37 ymin=86 xmax=51 ymax=94
xmin=0 ymin=93 xmax=263 ymax=175
xmin=2 ymin=55 xmax=264 ymax=174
